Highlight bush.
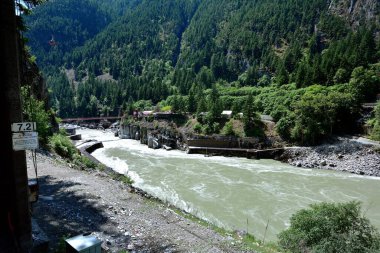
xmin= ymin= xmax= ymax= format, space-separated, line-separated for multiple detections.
xmin=49 ymin=134 xmax=100 ymax=170
xmin=48 ymin=134 xmax=77 ymax=159
xmin=21 ymin=86 xmax=52 ymax=144
xmin=73 ymin=154 xmax=97 ymax=169
xmin=193 ymin=123 xmax=202 ymax=133
xmin=371 ymin=102 xmax=380 ymax=141
xmin=278 ymin=201 xmax=380 ymax=253
xmin=276 ymin=114 xmax=295 ymax=140
xmin=222 ymin=119 xmax=235 ymax=136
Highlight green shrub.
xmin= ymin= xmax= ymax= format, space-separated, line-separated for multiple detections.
xmin=371 ymin=102 xmax=380 ymax=141
xmin=278 ymin=201 xmax=380 ymax=253
xmin=73 ymin=154 xmax=97 ymax=169
xmin=21 ymin=86 xmax=52 ymax=144
xmin=276 ymin=114 xmax=295 ymax=140
xmin=202 ymin=124 xmax=213 ymax=135
xmin=212 ymin=122 xmax=220 ymax=133
xmin=49 ymin=134 xmax=77 ymax=159
xmin=161 ymin=105 xmax=172 ymax=112
xmin=371 ymin=122 xmax=380 ymax=141
xmin=193 ymin=123 xmax=202 ymax=133
xmin=112 ymin=173 xmax=134 ymax=185
xmin=222 ymin=119 xmax=235 ymax=136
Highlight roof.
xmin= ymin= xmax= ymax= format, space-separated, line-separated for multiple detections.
xmin=142 ymin=111 xmax=154 ymax=115
xmin=260 ymin=115 xmax=274 ymax=121
xmin=221 ymin=110 xmax=233 ymax=115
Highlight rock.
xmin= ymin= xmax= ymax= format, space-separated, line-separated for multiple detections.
xmin=234 ymin=230 xmax=247 ymax=239
xmin=296 ymin=162 xmax=302 ymax=167
xmin=135 ymin=240 xmax=144 ymax=247
xmin=127 ymin=244 xmax=134 ymax=250
xmin=337 ymin=154 xmax=344 ymax=159
xmin=320 ymin=160 xmax=327 ymax=166
xmin=101 ymin=244 xmax=110 ymax=252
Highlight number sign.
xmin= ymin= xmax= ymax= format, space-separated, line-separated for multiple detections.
xmin=11 ymin=122 xmax=36 ymax=132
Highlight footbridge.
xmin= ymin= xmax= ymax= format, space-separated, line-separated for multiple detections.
xmin=61 ymin=116 xmax=121 ymax=122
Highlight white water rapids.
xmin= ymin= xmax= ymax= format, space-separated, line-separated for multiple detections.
xmin=78 ymin=129 xmax=380 ymax=241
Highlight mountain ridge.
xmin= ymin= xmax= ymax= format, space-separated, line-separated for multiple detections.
xmin=24 ymin=0 xmax=380 ymax=146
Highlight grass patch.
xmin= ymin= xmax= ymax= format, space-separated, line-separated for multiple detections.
xmin=170 ymin=208 xmax=281 ymax=252
xmin=111 ymin=173 xmax=134 ymax=185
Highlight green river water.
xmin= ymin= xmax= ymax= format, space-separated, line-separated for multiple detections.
xmin=79 ymin=129 xmax=380 ymax=241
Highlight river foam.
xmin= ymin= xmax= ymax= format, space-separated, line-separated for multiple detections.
xmin=78 ymin=128 xmax=380 ymax=241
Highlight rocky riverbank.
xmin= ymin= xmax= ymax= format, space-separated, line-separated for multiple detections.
xmin=26 ymin=150 xmax=259 ymax=253
xmin=119 ymin=121 xmax=380 ymax=177
xmin=281 ymin=138 xmax=380 ymax=177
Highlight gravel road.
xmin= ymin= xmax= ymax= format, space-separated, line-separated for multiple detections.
xmin=26 ymin=151 xmax=253 ymax=253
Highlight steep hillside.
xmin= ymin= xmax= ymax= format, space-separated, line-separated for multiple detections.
xmin=177 ymin=0 xmax=330 ymax=81
xmin=24 ymin=0 xmax=141 ymax=69
xmin=328 ymin=0 xmax=380 ymax=29
xmin=68 ymin=0 xmax=201 ymax=80
xmin=24 ymin=0 xmax=380 ymax=143
xmin=57 ymin=0 xmax=379 ymax=88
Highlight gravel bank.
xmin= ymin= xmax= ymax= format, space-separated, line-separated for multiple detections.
xmin=27 ymin=151 xmax=254 ymax=253
xmin=281 ymin=138 xmax=380 ymax=177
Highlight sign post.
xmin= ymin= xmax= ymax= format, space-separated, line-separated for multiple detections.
xmin=11 ymin=122 xmax=38 ymax=151
xmin=11 ymin=122 xmax=37 ymax=132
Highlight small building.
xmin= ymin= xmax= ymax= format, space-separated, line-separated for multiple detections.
xmin=260 ymin=115 xmax=274 ymax=122
xmin=221 ymin=110 xmax=233 ymax=119
xmin=143 ymin=111 xmax=154 ymax=116
xmin=138 ymin=111 xmax=154 ymax=118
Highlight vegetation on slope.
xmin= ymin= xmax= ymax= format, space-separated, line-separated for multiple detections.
xmin=25 ymin=0 xmax=380 ymax=145
xmin=278 ymin=201 xmax=380 ymax=253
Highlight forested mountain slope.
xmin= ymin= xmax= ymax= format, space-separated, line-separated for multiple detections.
xmin=27 ymin=0 xmax=380 ymax=86
xmin=24 ymin=0 xmax=141 ymax=69
xmin=68 ymin=0 xmax=201 ymax=80
xmin=25 ymin=0 xmax=380 ymax=144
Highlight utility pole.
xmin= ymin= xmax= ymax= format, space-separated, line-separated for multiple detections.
xmin=0 ymin=0 xmax=32 ymax=252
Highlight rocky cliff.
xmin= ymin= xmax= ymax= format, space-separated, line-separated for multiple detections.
xmin=328 ymin=0 xmax=379 ymax=29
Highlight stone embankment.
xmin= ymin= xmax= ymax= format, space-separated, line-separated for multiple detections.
xmin=281 ymin=138 xmax=380 ymax=177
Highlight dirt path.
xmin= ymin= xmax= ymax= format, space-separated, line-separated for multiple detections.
xmin=27 ymin=151 xmax=252 ymax=253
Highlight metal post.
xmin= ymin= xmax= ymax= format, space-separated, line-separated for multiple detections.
xmin=0 ymin=0 xmax=32 ymax=252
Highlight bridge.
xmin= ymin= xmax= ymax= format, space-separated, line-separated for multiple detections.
xmin=61 ymin=116 xmax=121 ymax=122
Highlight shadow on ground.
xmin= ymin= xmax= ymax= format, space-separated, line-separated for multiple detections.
xmin=32 ymin=175 xmax=179 ymax=252
xmin=32 ymin=175 xmax=124 ymax=251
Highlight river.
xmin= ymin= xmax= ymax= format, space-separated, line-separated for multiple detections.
xmin=78 ymin=129 xmax=380 ymax=241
